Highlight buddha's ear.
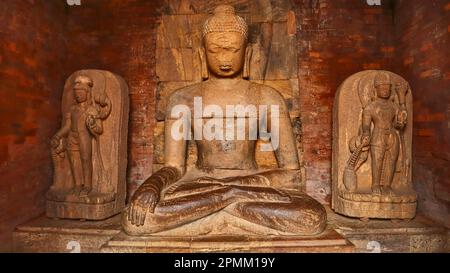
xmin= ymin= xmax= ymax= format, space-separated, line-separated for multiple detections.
xmin=243 ymin=45 xmax=253 ymax=79
xmin=198 ymin=47 xmax=209 ymax=80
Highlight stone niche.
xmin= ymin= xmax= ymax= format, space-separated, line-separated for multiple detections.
xmin=10 ymin=0 xmax=450 ymax=254
xmin=153 ymin=0 xmax=304 ymax=185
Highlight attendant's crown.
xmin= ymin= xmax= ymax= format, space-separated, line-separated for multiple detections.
xmin=374 ymin=72 xmax=391 ymax=86
xmin=74 ymin=75 xmax=93 ymax=90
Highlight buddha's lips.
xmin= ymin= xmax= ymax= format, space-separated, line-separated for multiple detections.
xmin=219 ymin=65 xmax=232 ymax=71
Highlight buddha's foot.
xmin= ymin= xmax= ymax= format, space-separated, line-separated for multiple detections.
xmin=382 ymin=186 xmax=396 ymax=197
xmin=372 ymin=185 xmax=382 ymax=195
xmin=79 ymin=187 xmax=92 ymax=198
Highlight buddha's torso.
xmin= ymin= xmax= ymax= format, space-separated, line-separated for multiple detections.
xmin=193 ymin=80 xmax=260 ymax=170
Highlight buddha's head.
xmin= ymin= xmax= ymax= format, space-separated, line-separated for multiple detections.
xmin=73 ymin=75 xmax=93 ymax=103
xmin=374 ymin=71 xmax=391 ymax=99
xmin=200 ymin=5 xmax=251 ymax=79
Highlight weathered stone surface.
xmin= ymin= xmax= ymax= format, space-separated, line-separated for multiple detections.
xmin=271 ymin=0 xmax=293 ymax=22
xmin=46 ymin=70 xmax=129 ymax=220
xmin=329 ymin=208 xmax=449 ymax=253
xmin=125 ymin=5 xmax=326 ymax=238
xmin=250 ymin=0 xmax=273 ymax=23
xmin=102 ymin=228 xmax=353 ymax=253
xmin=13 ymin=215 xmax=121 ymax=253
xmin=156 ymin=48 xmax=195 ymax=81
xmin=14 ymin=210 xmax=448 ymax=253
xmin=157 ymin=15 xmax=192 ymax=48
xmin=265 ymin=22 xmax=298 ymax=80
xmin=332 ymin=70 xmax=416 ymax=219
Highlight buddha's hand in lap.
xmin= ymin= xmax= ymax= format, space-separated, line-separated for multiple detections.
xmin=128 ymin=185 xmax=160 ymax=226
xmin=197 ymin=174 xmax=269 ymax=187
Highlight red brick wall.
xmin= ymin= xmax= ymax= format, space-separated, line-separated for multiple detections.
xmin=394 ymin=0 xmax=450 ymax=227
xmin=65 ymin=0 xmax=164 ymax=197
xmin=0 ymin=0 xmax=67 ymax=251
xmin=293 ymin=0 xmax=396 ymax=203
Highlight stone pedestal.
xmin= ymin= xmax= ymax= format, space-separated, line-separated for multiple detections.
xmin=13 ymin=210 xmax=448 ymax=253
xmin=46 ymin=200 xmax=123 ymax=221
xmin=13 ymin=215 xmax=353 ymax=253
xmin=101 ymin=228 xmax=354 ymax=253
xmin=328 ymin=208 xmax=449 ymax=253
xmin=13 ymin=215 xmax=121 ymax=253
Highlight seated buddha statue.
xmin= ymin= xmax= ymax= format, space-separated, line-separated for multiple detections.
xmin=122 ymin=5 xmax=327 ymax=236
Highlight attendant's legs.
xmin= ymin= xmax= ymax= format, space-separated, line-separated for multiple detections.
xmin=382 ymin=139 xmax=400 ymax=195
xmin=79 ymin=134 xmax=93 ymax=196
xmin=68 ymin=149 xmax=83 ymax=194
xmin=371 ymin=146 xmax=385 ymax=195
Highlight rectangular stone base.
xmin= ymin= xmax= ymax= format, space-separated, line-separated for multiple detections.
xmin=101 ymin=228 xmax=354 ymax=253
xmin=46 ymin=200 xmax=123 ymax=220
xmin=13 ymin=209 xmax=449 ymax=253
xmin=328 ymin=208 xmax=449 ymax=253
xmin=13 ymin=215 xmax=122 ymax=253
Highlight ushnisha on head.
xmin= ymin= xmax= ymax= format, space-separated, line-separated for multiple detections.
xmin=200 ymin=5 xmax=252 ymax=79
xmin=374 ymin=71 xmax=392 ymax=99
xmin=73 ymin=75 xmax=93 ymax=103
xmin=202 ymin=5 xmax=248 ymax=41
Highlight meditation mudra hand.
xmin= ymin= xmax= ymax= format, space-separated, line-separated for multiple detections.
xmin=122 ymin=5 xmax=327 ymax=236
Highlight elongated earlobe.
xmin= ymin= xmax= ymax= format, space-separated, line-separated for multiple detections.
xmin=243 ymin=46 xmax=253 ymax=79
xmin=199 ymin=48 xmax=209 ymax=80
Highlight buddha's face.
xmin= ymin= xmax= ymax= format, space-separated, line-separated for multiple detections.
xmin=375 ymin=83 xmax=391 ymax=99
xmin=74 ymin=87 xmax=89 ymax=103
xmin=204 ymin=32 xmax=246 ymax=78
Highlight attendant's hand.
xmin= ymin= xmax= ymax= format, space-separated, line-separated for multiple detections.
xmin=51 ymin=134 xmax=61 ymax=149
xmin=361 ymin=135 xmax=371 ymax=147
xmin=86 ymin=115 xmax=98 ymax=134
xmin=395 ymin=82 xmax=408 ymax=96
xmin=397 ymin=109 xmax=408 ymax=124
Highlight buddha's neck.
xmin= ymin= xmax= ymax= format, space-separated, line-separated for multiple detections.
xmin=207 ymin=75 xmax=244 ymax=88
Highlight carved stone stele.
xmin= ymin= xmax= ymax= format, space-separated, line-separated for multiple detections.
xmin=332 ymin=70 xmax=417 ymax=219
xmin=46 ymin=70 xmax=129 ymax=220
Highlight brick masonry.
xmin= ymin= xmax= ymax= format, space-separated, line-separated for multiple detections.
xmin=0 ymin=0 xmax=67 ymax=251
xmin=394 ymin=0 xmax=450 ymax=228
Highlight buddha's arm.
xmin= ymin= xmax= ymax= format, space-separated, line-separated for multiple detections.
xmin=128 ymin=119 xmax=186 ymax=226
xmin=273 ymin=115 xmax=300 ymax=170
xmin=262 ymin=114 xmax=301 ymax=189
xmin=256 ymin=92 xmax=301 ymax=188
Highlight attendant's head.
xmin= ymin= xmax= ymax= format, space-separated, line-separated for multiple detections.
xmin=73 ymin=75 xmax=93 ymax=103
xmin=374 ymin=72 xmax=391 ymax=99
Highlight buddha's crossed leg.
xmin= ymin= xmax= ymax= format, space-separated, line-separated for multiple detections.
xmin=122 ymin=183 xmax=326 ymax=235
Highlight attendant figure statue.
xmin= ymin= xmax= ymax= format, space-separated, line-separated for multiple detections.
xmin=46 ymin=70 xmax=129 ymax=220
xmin=332 ymin=70 xmax=417 ymax=220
